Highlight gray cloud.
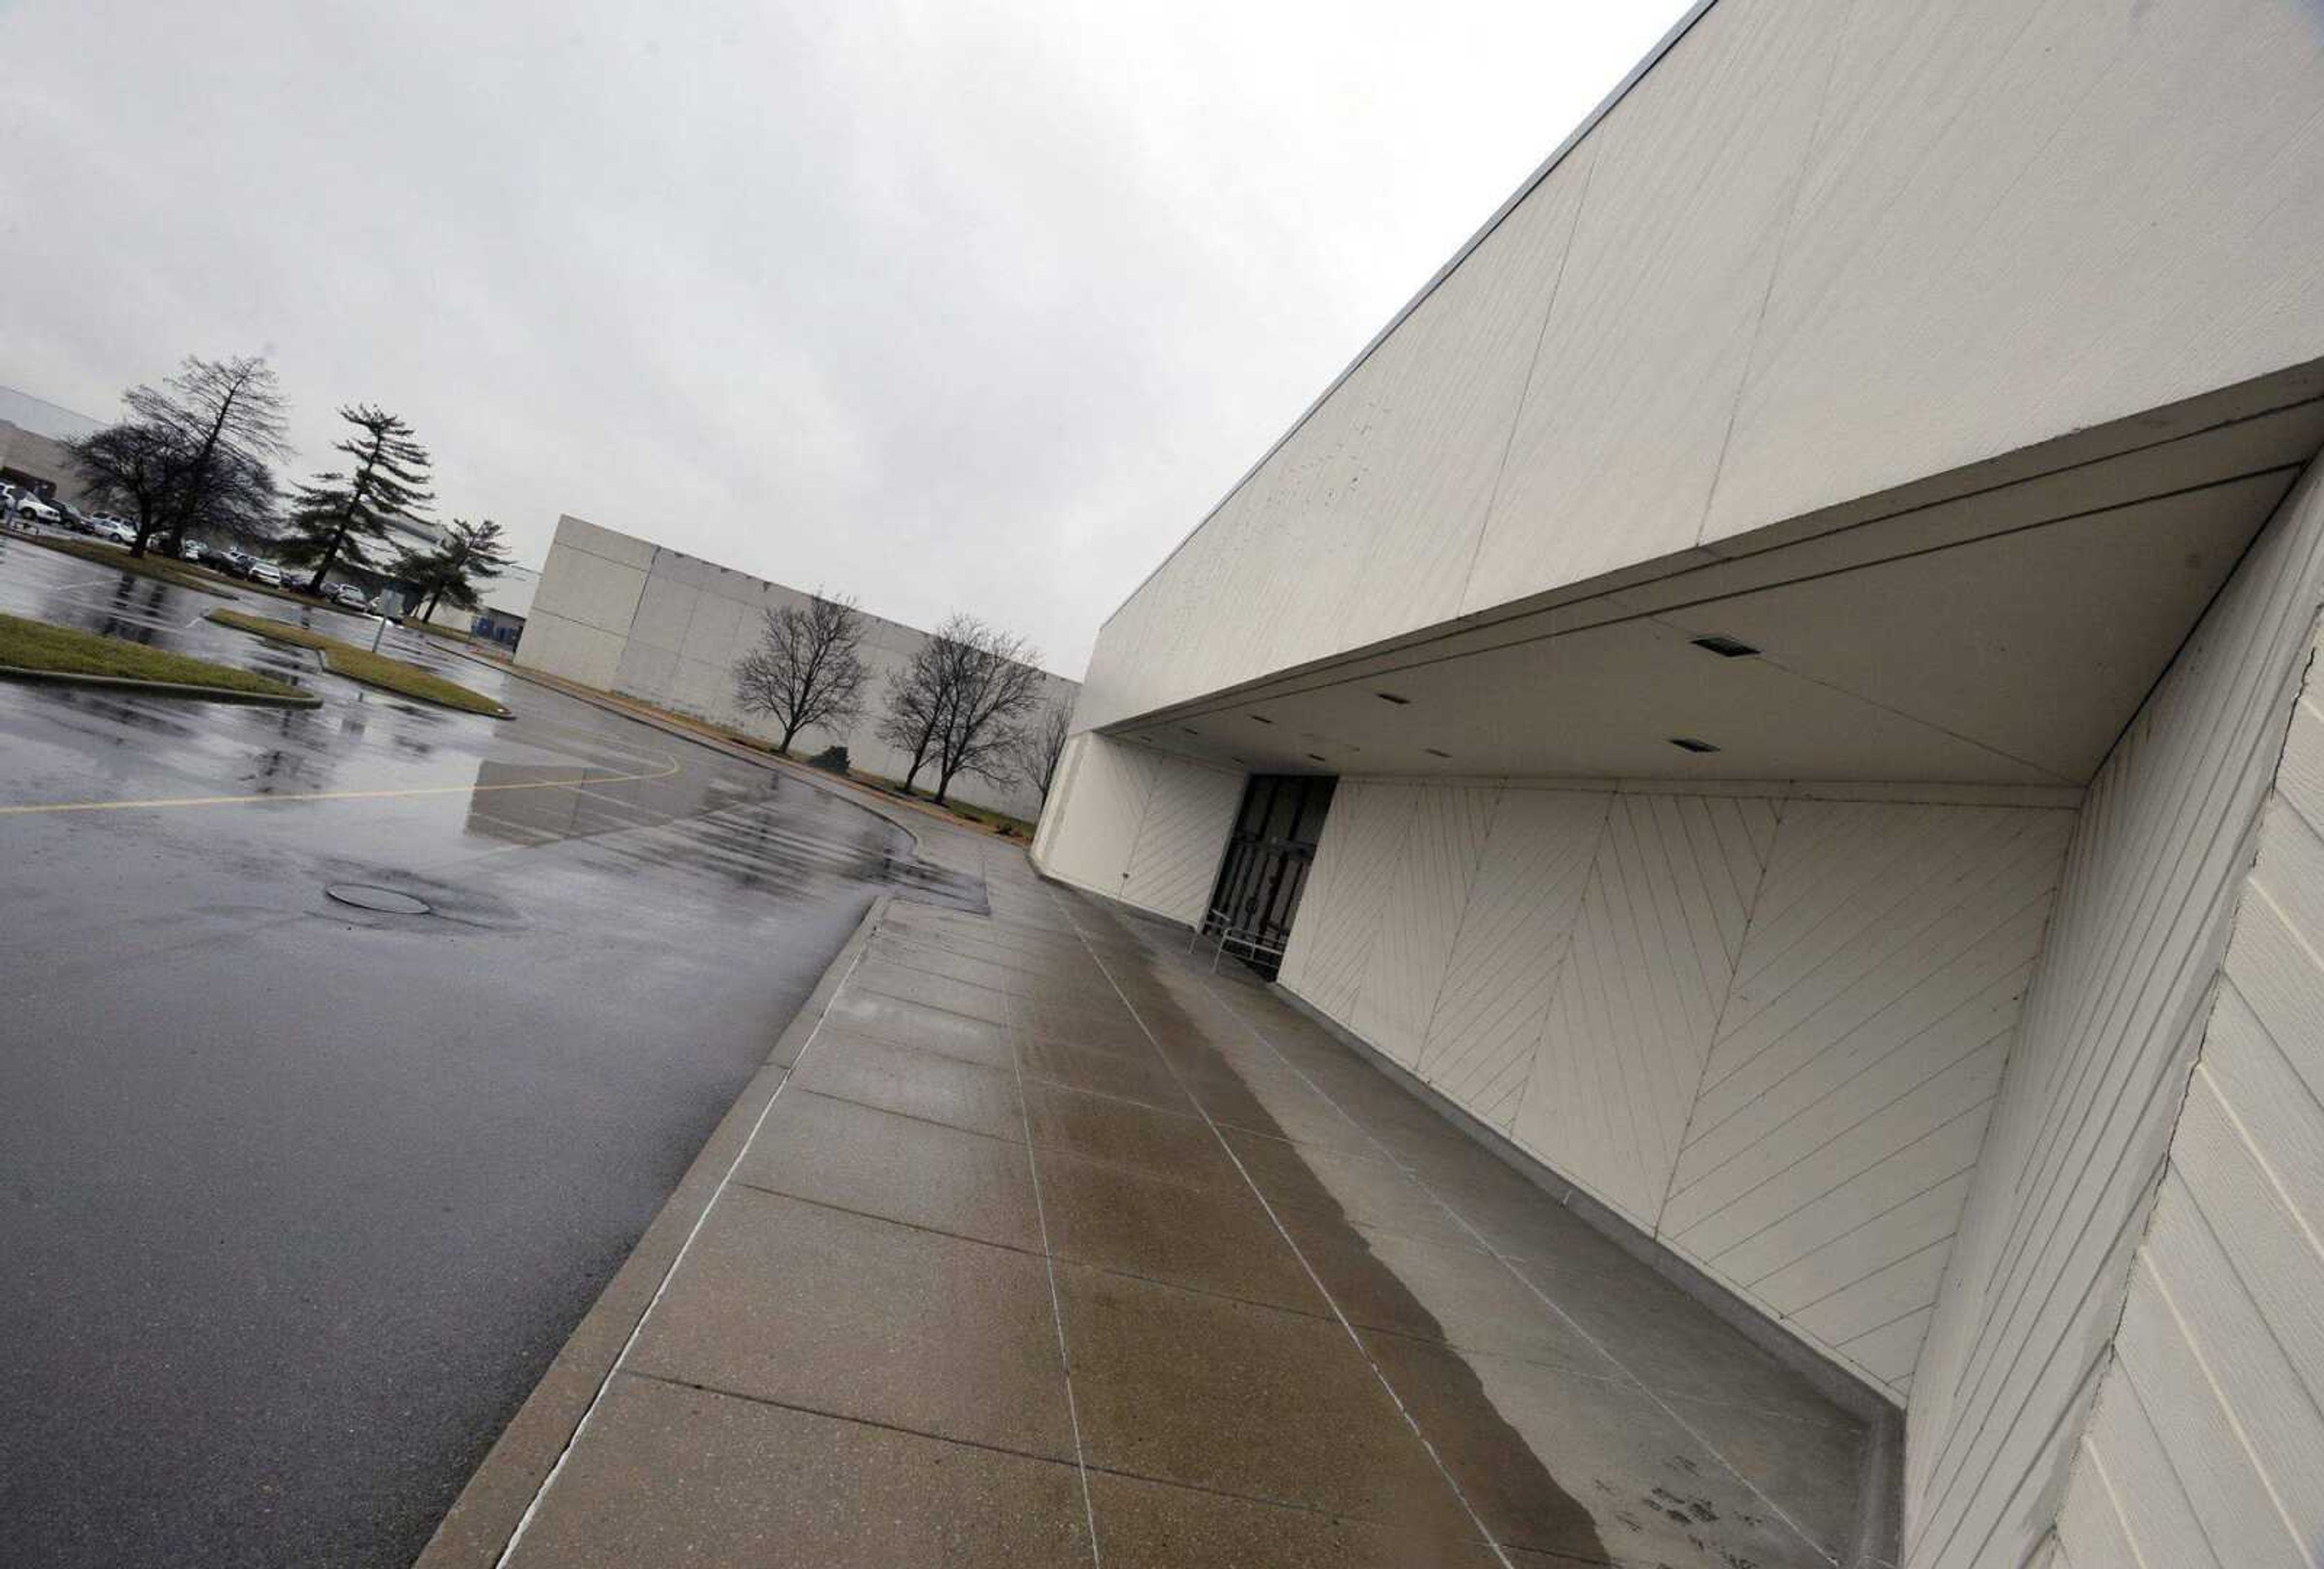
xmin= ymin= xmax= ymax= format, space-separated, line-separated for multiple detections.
xmin=1 ymin=0 xmax=1687 ymax=674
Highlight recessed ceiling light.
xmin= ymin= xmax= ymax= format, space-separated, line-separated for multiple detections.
xmin=1669 ymin=737 xmax=1721 ymax=754
xmin=1690 ymin=634 xmax=1759 ymax=659
xmin=1423 ymin=747 xmax=1451 ymax=759
xmin=1250 ymin=714 xmax=1274 ymax=725
xmin=1376 ymin=691 xmax=1411 ymax=705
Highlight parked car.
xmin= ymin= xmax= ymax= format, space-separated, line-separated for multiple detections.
xmin=14 ymin=493 xmax=61 ymax=525
xmin=175 ymin=539 xmax=206 ymax=563
xmin=327 ymin=584 xmax=372 ymax=611
xmin=219 ymin=548 xmax=254 ymax=576
xmin=91 ymin=519 xmax=137 ymax=546
xmin=248 ymin=561 xmax=284 ymax=588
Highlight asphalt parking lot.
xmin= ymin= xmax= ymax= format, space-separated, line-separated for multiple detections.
xmin=0 ymin=536 xmax=921 ymax=1566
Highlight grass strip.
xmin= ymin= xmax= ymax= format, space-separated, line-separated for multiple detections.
xmin=0 ymin=610 xmax=306 ymax=700
xmin=205 ymin=610 xmax=510 ymax=717
xmin=21 ymin=535 xmax=237 ymax=597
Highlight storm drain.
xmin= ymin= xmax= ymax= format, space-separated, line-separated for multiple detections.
xmin=325 ymin=884 xmax=433 ymax=916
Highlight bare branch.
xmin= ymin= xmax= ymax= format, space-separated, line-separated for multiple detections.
xmin=927 ymin=614 xmax=1047 ymax=806
xmin=1008 ymin=702 xmax=1074 ymax=803
xmin=733 ymin=591 xmax=869 ymax=754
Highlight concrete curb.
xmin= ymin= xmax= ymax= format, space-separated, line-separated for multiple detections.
xmin=415 ymin=890 xmax=893 ymax=1569
xmin=205 ymin=614 xmax=517 ymax=720
xmin=12 ymin=531 xmax=241 ymax=599
xmin=0 ymin=663 xmax=320 ymax=707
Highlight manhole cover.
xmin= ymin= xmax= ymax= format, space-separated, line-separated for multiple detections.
xmin=325 ymin=883 xmax=432 ymax=915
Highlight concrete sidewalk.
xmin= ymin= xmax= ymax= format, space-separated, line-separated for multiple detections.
xmin=436 ymin=831 xmax=1873 ymax=1567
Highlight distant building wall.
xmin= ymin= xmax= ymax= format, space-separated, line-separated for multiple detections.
xmin=520 ymin=515 xmax=1075 ymax=821
xmin=425 ymin=562 xmax=539 ymax=636
xmin=0 ymin=421 xmax=103 ymax=510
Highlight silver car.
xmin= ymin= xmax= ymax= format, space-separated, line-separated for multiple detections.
xmin=248 ymin=561 xmax=284 ymax=588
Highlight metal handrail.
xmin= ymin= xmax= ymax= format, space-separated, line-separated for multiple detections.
xmin=1210 ymin=921 xmax=1287 ymax=975
xmin=1186 ymin=906 xmax=1288 ymax=975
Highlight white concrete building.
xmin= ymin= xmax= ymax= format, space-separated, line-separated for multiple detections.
xmin=519 ymin=515 xmax=1076 ymax=821
xmin=1030 ymin=4 xmax=2324 ymax=1566
xmin=423 ymin=561 xmax=540 ymax=646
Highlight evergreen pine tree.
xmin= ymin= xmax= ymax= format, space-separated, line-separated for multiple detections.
xmin=402 ymin=519 xmax=516 ymax=621
xmin=285 ymin=405 xmax=433 ymax=594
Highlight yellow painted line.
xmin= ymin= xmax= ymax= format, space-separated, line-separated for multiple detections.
xmin=0 ymin=754 xmax=684 ymax=818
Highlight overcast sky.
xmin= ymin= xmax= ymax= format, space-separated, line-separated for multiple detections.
xmin=3 ymin=0 xmax=1689 ymax=676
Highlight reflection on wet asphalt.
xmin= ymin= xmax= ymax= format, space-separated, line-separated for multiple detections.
xmin=0 ymin=538 xmax=925 ymax=1567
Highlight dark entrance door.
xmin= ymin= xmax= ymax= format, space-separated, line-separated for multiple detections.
xmin=1204 ymin=774 xmax=1335 ymax=978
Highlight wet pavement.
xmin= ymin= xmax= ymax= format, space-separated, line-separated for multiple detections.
xmin=487 ymin=827 xmax=1871 ymax=1569
xmin=0 ymin=536 xmax=922 ymax=1566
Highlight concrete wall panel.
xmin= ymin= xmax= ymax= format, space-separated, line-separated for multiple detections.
xmin=1463 ymin=0 xmax=1846 ymax=606
xmin=1276 ymin=781 xmax=1417 ymax=1028
xmin=1511 ymin=792 xmax=1777 ymax=1229
xmin=677 ymin=590 xmax=752 ymax=671
xmin=547 ymin=514 xmax=658 ymax=571
xmin=2049 ymin=620 xmax=2324 ymax=1569
xmin=1073 ymin=0 xmax=2324 ymax=734
xmin=611 ymin=639 xmax=678 ymax=707
xmin=513 ymin=608 xmax=628 ymax=691
xmin=1278 ymin=777 xmax=2069 ymax=1401
xmin=1411 ymin=788 xmax=1607 ymax=1133
xmin=1903 ymin=456 xmax=2324 ymax=1569
xmin=1118 ymin=757 xmax=1245 ymax=926
xmin=1707 ymin=0 xmax=2324 ymax=546
xmin=1351 ymin=784 xmax=1497 ymax=1069
xmin=526 ymin=531 xmax=649 ymax=637
xmin=625 ymin=573 xmax=700 ymax=656
xmin=1029 ymin=733 xmax=1157 ymax=901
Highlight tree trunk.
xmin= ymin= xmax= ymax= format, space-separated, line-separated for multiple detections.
xmin=780 ymin=720 xmax=801 ymax=754
xmin=308 ymin=525 xmax=346 ymax=596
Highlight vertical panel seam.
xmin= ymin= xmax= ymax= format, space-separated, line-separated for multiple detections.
xmin=1452 ymin=145 xmax=1600 ymax=617
xmin=1695 ymin=0 xmax=1865 ymax=541
xmin=1655 ymin=795 xmax=1785 ymax=1237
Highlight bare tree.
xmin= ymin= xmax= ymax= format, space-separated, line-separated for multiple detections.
xmin=929 ymin=615 xmax=1046 ymax=807
xmin=71 ymin=354 xmax=289 ymax=556
xmin=1009 ymin=702 xmax=1073 ymax=804
xmin=69 ymin=422 xmax=185 ymax=548
xmin=733 ymin=591 xmax=870 ymax=754
xmin=876 ymin=631 xmax=955 ymax=794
